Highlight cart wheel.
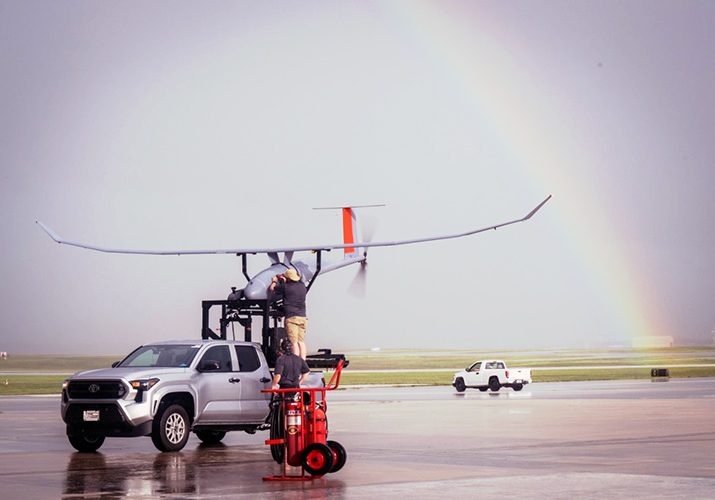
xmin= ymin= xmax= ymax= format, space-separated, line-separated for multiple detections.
xmin=327 ymin=440 xmax=347 ymax=473
xmin=302 ymin=443 xmax=334 ymax=476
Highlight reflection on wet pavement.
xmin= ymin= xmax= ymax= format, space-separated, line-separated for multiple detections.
xmin=64 ymin=449 xmax=200 ymax=497
xmin=63 ymin=445 xmax=261 ymax=497
xmin=3 ymin=380 xmax=715 ymax=498
xmin=61 ymin=444 xmax=346 ymax=498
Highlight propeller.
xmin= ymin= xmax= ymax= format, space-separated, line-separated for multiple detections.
xmin=349 ymin=259 xmax=368 ymax=297
xmin=360 ymin=213 xmax=378 ymax=245
xmin=348 ymin=215 xmax=378 ymax=297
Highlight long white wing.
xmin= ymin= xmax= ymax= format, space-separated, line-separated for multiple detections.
xmin=36 ymin=195 xmax=551 ymax=255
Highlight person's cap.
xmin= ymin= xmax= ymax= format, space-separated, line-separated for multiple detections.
xmin=284 ymin=268 xmax=300 ymax=282
xmin=281 ymin=338 xmax=293 ymax=353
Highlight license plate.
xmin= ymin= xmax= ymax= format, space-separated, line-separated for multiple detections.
xmin=83 ymin=410 xmax=100 ymax=422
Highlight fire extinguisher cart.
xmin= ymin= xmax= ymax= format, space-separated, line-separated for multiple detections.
xmin=263 ymin=360 xmax=347 ymax=481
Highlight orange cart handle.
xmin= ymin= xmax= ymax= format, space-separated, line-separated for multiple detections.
xmin=261 ymin=359 xmax=345 ymax=394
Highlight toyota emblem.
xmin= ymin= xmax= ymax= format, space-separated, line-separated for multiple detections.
xmin=88 ymin=384 xmax=100 ymax=393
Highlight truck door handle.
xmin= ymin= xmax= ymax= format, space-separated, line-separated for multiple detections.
xmin=260 ymin=377 xmax=271 ymax=383
xmin=229 ymin=377 xmax=240 ymax=383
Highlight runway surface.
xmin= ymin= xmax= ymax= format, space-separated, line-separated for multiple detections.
xmin=1 ymin=378 xmax=714 ymax=498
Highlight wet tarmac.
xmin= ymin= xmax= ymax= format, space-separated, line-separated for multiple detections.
xmin=1 ymin=378 xmax=715 ymax=498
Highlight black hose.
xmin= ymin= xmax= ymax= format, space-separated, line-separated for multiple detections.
xmin=269 ymin=401 xmax=284 ymax=464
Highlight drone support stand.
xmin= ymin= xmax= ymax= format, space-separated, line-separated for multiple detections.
xmin=201 ymin=251 xmax=347 ymax=369
xmin=239 ymin=253 xmax=251 ymax=282
xmin=306 ymin=250 xmax=322 ymax=292
xmin=202 ymin=297 xmax=284 ymax=363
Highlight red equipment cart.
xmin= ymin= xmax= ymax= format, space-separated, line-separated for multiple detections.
xmin=262 ymin=359 xmax=346 ymax=481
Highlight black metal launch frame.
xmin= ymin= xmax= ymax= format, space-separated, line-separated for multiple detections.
xmin=200 ymin=252 xmax=347 ymax=369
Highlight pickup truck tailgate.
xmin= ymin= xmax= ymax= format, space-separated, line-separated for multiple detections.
xmin=509 ymin=368 xmax=531 ymax=382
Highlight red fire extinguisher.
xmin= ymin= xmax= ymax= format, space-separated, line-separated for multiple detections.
xmin=305 ymin=402 xmax=328 ymax=446
xmin=284 ymin=401 xmax=303 ymax=466
xmin=262 ymin=360 xmax=347 ymax=481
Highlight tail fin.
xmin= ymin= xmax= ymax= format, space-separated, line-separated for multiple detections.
xmin=314 ymin=204 xmax=385 ymax=258
xmin=341 ymin=207 xmax=357 ymax=256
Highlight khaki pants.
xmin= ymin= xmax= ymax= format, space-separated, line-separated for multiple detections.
xmin=285 ymin=316 xmax=307 ymax=342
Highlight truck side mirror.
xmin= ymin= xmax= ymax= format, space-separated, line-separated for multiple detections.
xmin=199 ymin=360 xmax=221 ymax=372
xmin=111 ymin=361 xmax=120 ymax=368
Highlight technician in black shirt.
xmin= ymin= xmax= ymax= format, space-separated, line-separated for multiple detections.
xmin=270 ymin=267 xmax=309 ymax=359
xmin=272 ymin=339 xmax=310 ymax=391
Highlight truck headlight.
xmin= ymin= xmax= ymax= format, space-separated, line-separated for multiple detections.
xmin=129 ymin=378 xmax=160 ymax=403
xmin=129 ymin=378 xmax=160 ymax=391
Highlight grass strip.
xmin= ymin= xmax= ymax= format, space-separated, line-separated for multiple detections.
xmin=3 ymin=349 xmax=715 ymax=372
xmin=3 ymin=367 xmax=715 ymax=396
xmin=345 ymin=355 xmax=715 ymax=370
xmin=0 ymin=376 xmax=66 ymax=396
xmin=337 ymin=371 xmax=452 ymax=386
xmin=1 ymin=355 xmax=117 ymax=372
xmin=533 ymin=366 xmax=715 ymax=382
xmin=331 ymin=366 xmax=715 ymax=386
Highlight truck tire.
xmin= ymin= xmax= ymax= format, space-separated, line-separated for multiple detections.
xmin=151 ymin=404 xmax=190 ymax=452
xmin=327 ymin=440 xmax=347 ymax=473
xmin=194 ymin=430 xmax=226 ymax=445
xmin=512 ymin=383 xmax=523 ymax=391
xmin=488 ymin=377 xmax=501 ymax=392
xmin=302 ymin=442 xmax=334 ymax=476
xmin=454 ymin=377 xmax=466 ymax=392
xmin=68 ymin=432 xmax=105 ymax=452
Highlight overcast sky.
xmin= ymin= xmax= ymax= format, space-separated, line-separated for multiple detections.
xmin=1 ymin=1 xmax=713 ymax=355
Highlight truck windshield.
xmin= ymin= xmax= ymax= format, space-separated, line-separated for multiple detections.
xmin=118 ymin=345 xmax=201 ymax=368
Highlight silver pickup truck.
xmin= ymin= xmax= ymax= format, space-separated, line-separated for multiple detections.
xmin=61 ymin=339 xmax=321 ymax=452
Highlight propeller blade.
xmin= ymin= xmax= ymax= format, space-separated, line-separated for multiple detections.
xmin=349 ymin=262 xmax=368 ymax=297
xmin=361 ymin=214 xmax=378 ymax=244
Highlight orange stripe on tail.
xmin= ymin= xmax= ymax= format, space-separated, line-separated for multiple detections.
xmin=342 ymin=207 xmax=355 ymax=255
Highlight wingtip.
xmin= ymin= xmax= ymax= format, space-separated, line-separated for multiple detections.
xmin=36 ymin=221 xmax=62 ymax=243
xmin=524 ymin=194 xmax=552 ymax=219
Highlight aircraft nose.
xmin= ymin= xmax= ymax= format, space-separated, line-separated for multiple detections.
xmin=243 ymin=281 xmax=267 ymax=300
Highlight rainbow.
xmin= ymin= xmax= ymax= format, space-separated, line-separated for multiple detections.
xmin=386 ymin=3 xmax=667 ymax=342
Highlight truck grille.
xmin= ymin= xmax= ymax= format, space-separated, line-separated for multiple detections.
xmin=67 ymin=380 xmax=126 ymax=399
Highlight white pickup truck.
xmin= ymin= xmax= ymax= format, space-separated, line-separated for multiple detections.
xmin=452 ymin=359 xmax=531 ymax=393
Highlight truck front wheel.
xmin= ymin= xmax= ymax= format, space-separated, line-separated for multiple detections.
xmin=488 ymin=377 xmax=501 ymax=392
xmin=454 ymin=378 xmax=466 ymax=392
xmin=151 ymin=404 xmax=190 ymax=452
xmin=68 ymin=432 xmax=105 ymax=452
